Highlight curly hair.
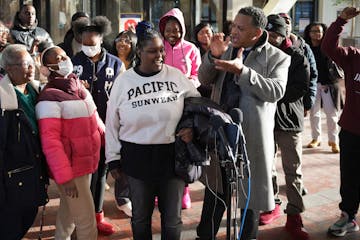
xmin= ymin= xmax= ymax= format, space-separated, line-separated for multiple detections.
xmin=72 ymin=17 xmax=91 ymax=35
xmin=91 ymin=16 xmax=112 ymax=36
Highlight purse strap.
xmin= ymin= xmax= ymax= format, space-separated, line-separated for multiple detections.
xmin=37 ymin=186 xmax=47 ymax=240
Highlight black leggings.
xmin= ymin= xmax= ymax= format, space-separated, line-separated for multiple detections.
xmin=90 ymin=148 xmax=108 ymax=213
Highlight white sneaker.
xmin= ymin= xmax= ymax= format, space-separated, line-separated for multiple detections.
xmin=328 ymin=211 xmax=359 ymax=237
xmin=117 ymin=202 xmax=132 ymax=217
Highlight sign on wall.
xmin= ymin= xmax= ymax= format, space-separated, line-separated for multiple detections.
xmin=120 ymin=13 xmax=142 ymax=32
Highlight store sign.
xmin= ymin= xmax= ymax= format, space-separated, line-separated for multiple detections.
xmin=120 ymin=13 xmax=142 ymax=32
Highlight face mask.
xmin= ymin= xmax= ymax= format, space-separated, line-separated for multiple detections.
xmin=82 ymin=43 xmax=101 ymax=57
xmin=54 ymin=58 xmax=73 ymax=77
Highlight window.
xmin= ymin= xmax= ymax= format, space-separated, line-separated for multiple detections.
xmin=0 ymin=0 xmax=21 ymax=28
xmin=293 ymin=1 xmax=314 ymax=33
xmin=48 ymin=0 xmax=91 ymax=44
xmin=200 ymin=0 xmax=222 ymax=32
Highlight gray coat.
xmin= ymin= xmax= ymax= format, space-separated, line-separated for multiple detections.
xmin=198 ymin=32 xmax=290 ymax=211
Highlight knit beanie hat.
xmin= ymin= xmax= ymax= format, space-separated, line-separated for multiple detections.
xmin=266 ymin=14 xmax=287 ymax=37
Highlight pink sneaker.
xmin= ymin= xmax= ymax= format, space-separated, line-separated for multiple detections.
xmin=182 ymin=186 xmax=191 ymax=209
xmin=259 ymin=204 xmax=281 ymax=225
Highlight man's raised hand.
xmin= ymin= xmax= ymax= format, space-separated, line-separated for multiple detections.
xmin=213 ymin=47 xmax=244 ymax=75
xmin=210 ymin=33 xmax=231 ymax=58
xmin=340 ymin=7 xmax=360 ymax=21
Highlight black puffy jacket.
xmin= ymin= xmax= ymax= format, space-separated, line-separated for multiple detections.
xmin=10 ymin=13 xmax=53 ymax=51
xmin=175 ymin=97 xmax=233 ymax=165
xmin=275 ymin=46 xmax=310 ymax=132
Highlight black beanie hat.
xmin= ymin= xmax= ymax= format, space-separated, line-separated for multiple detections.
xmin=266 ymin=14 xmax=287 ymax=37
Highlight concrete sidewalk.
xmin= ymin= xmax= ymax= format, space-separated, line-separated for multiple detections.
xmin=25 ymin=115 xmax=360 ymax=240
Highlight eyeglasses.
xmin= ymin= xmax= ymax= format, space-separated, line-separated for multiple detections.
xmin=310 ymin=30 xmax=323 ymax=33
xmin=115 ymin=37 xmax=131 ymax=44
xmin=283 ymin=18 xmax=291 ymax=25
xmin=10 ymin=60 xmax=35 ymax=69
xmin=0 ymin=28 xmax=9 ymax=34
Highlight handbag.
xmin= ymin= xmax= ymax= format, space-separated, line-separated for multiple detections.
xmin=328 ymin=60 xmax=344 ymax=82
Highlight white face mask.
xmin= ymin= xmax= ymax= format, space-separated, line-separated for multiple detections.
xmin=52 ymin=58 xmax=73 ymax=77
xmin=82 ymin=43 xmax=101 ymax=57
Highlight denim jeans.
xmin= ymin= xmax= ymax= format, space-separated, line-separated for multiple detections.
xmin=127 ymin=175 xmax=185 ymax=240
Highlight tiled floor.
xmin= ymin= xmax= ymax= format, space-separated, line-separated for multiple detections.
xmin=25 ymin=115 xmax=360 ymax=240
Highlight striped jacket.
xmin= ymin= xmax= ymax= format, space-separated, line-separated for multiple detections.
xmin=36 ymin=74 xmax=105 ymax=184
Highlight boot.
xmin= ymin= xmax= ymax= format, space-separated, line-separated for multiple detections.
xmin=285 ymin=214 xmax=309 ymax=240
xmin=96 ymin=211 xmax=115 ymax=235
xmin=328 ymin=141 xmax=340 ymax=153
xmin=182 ymin=186 xmax=191 ymax=209
xmin=307 ymin=139 xmax=320 ymax=148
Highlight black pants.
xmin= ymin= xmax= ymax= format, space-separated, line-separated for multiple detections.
xmin=339 ymin=129 xmax=360 ymax=219
xmin=127 ymin=175 xmax=185 ymax=240
xmin=197 ymin=167 xmax=259 ymax=240
xmin=0 ymin=204 xmax=38 ymax=239
xmin=90 ymin=147 xmax=108 ymax=213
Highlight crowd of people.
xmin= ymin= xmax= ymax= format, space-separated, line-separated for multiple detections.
xmin=0 ymin=3 xmax=359 ymax=240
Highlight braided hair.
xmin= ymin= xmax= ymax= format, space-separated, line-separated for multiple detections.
xmin=135 ymin=21 xmax=161 ymax=50
xmin=134 ymin=21 xmax=162 ymax=65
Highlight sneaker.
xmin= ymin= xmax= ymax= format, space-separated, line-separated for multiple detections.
xmin=285 ymin=214 xmax=309 ymax=240
xmin=259 ymin=204 xmax=281 ymax=225
xmin=328 ymin=142 xmax=340 ymax=153
xmin=328 ymin=211 xmax=359 ymax=237
xmin=117 ymin=202 xmax=132 ymax=217
xmin=307 ymin=139 xmax=321 ymax=148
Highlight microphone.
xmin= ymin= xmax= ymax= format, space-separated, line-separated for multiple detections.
xmin=229 ymin=108 xmax=246 ymax=145
xmin=229 ymin=108 xmax=249 ymax=179
xmin=226 ymin=108 xmax=242 ymax=156
xmin=209 ymin=115 xmax=235 ymax=162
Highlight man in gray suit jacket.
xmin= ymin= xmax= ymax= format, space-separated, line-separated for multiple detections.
xmin=196 ymin=6 xmax=290 ymax=240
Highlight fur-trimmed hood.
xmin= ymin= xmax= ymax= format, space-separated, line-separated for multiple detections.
xmin=0 ymin=75 xmax=40 ymax=110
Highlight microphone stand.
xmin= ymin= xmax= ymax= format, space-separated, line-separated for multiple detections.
xmin=211 ymin=112 xmax=249 ymax=240
xmin=218 ymin=134 xmax=240 ymax=240
xmin=218 ymin=125 xmax=248 ymax=240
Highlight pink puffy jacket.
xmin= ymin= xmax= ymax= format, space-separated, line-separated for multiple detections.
xmin=36 ymin=75 xmax=105 ymax=184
